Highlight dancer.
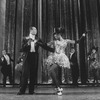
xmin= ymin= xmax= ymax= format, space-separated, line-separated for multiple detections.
xmin=0 ymin=50 xmax=13 ymax=87
xmin=45 ymin=27 xmax=85 ymax=95
xmin=17 ymin=27 xmax=54 ymax=95
xmin=88 ymin=46 xmax=100 ymax=83
xmin=69 ymin=47 xmax=79 ymax=87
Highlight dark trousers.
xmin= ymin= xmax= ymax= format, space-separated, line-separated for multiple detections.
xmin=49 ymin=64 xmax=60 ymax=88
xmin=92 ymin=69 xmax=98 ymax=82
xmin=20 ymin=52 xmax=38 ymax=93
xmin=2 ymin=65 xmax=12 ymax=86
xmin=71 ymin=65 xmax=79 ymax=85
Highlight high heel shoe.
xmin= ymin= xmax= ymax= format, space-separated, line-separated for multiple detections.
xmin=57 ymin=91 xmax=62 ymax=96
xmin=57 ymin=87 xmax=63 ymax=92
xmin=56 ymin=87 xmax=63 ymax=96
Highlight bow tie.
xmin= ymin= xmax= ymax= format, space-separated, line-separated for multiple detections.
xmin=28 ymin=38 xmax=35 ymax=42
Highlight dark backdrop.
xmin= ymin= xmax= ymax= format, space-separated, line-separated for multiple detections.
xmin=0 ymin=0 xmax=100 ymax=84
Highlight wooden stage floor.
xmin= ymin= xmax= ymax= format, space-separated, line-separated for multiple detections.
xmin=0 ymin=85 xmax=100 ymax=100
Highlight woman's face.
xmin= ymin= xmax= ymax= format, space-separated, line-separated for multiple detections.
xmin=92 ymin=49 xmax=96 ymax=53
xmin=54 ymin=33 xmax=61 ymax=40
xmin=54 ymin=34 xmax=58 ymax=40
xmin=71 ymin=48 xmax=75 ymax=53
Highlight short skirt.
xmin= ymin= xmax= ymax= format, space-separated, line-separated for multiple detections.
xmin=45 ymin=53 xmax=70 ymax=69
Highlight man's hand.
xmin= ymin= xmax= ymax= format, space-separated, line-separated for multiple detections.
xmin=27 ymin=39 xmax=32 ymax=45
xmin=70 ymin=62 xmax=73 ymax=65
xmin=1 ymin=57 xmax=4 ymax=61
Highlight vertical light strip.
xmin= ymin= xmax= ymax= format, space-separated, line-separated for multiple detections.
xmin=0 ymin=0 xmax=6 ymax=51
xmin=59 ymin=0 xmax=61 ymax=27
xmin=77 ymin=0 xmax=80 ymax=66
xmin=21 ymin=0 xmax=24 ymax=42
xmin=38 ymin=0 xmax=42 ymax=83
xmin=0 ymin=0 xmax=6 ymax=83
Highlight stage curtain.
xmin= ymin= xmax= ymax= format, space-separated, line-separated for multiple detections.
xmin=41 ymin=0 xmax=100 ymax=84
xmin=1 ymin=0 xmax=100 ymax=84
xmin=0 ymin=0 xmax=6 ymax=83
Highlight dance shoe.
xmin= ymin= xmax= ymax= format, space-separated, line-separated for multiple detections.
xmin=57 ymin=91 xmax=62 ymax=96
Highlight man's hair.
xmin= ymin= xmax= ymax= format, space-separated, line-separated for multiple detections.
xmin=71 ymin=47 xmax=75 ymax=49
xmin=29 ymin=26 xmax=36 ymax=31
xmin=2 ymin=50 xmax=6 ymax=52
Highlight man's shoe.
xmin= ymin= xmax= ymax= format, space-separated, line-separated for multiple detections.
xmin=29 ymin=92 xmax=35 ymax=95
xmin=3 ymin=85 xmax=6 ymax=87
xmin=17 ymin=92 xmax=25 ymax=95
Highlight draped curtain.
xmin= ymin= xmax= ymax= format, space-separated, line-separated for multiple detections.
xmin=0 ymin=0 xmax=100 ymax=84
xmin=41 ymin=0 xmax=100 ymax=83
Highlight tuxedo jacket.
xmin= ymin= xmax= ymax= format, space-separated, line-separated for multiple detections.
xmin=19 ymin=37 xmax=55 ymax=71
xmin=20 ymin=37 xmax=54 ymax=53
xmin=0 ymin=54 xmax=13 ymax=74
xmin=69 ymin=53 xmax=78 ymax=67
xmin=69 ymin=52 xmax=79 ymax=78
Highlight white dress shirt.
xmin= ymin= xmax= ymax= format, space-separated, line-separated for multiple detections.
xmin=30 ymin=40 xmax=37 ymax=52
xmin=70 ymin=53 xmax=74 ymax=59
xmin=4 ymin=54 xmax=10 ymax=65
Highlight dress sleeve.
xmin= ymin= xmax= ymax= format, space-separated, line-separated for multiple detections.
xmin=94 ymin=53 xmax=97 ymax=60
xmin=66 ymin=39 xmax=75 ymax=44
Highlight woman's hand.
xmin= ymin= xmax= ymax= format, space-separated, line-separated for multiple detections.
xmin=82 ymin=33 xmax=86 ymax=37
xmin=87 ymin=57 xmax=90 ymax=60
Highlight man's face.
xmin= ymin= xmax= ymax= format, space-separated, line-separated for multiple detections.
xmin=71 ymin=48 xmax=75 ymax=53
xmin=92 ymin=49 xmax=96 ymax=53
xmin=30 ymin=27 xmax=37 ymax=35
xmin=2 ymin=50 xmax=6 ymax=55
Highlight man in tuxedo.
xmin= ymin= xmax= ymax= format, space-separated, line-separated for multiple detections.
xmin=69 ymin=47 xmax=79 ymax=86
xmin=17 ymin=27 xmax=54 ymax=95
xmin=0 ymin=50 xmax=13 ymax=87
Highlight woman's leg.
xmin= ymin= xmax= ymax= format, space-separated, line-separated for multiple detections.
xmin=49 ymin=64 xmax=63 ymax=95
xmin=49 ymin=64 xmax=60 ymax=88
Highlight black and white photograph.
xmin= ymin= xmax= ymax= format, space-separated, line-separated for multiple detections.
xmin=0 ymin=0 xmax=100 ymax=100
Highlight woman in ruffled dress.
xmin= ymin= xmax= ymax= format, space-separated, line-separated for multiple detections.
xmin=45 ymin=27 xmax=85 ymax=95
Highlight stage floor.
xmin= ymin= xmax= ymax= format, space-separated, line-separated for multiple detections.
xmin=0 ymin=86 xmax=100 ymax=100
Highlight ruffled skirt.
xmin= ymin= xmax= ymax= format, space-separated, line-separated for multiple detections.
xmin=45 ymin=53 xmax=70 ymax=69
